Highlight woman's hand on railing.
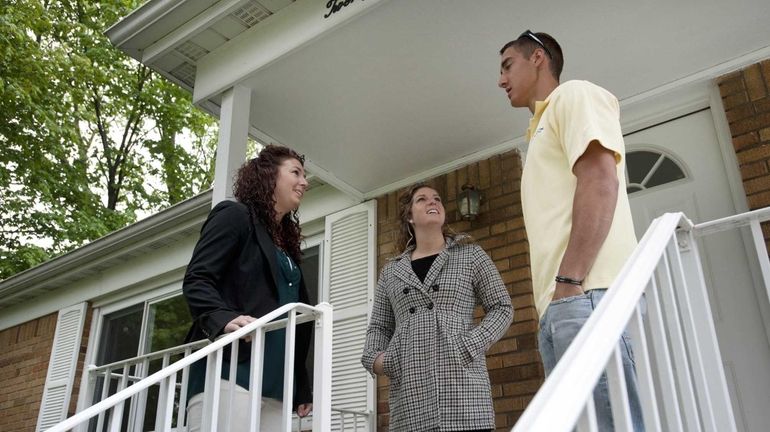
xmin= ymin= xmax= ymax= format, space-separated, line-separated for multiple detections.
xmin=372 ymin=352 xmax=385 ymax=375
xmin=224 ymin=315 xmax=257 ymax=342
xmin=297 ymin=403 xmax=312 ymax=417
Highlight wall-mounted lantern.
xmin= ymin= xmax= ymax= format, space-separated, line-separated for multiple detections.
xmin=458 ymin=184 xmax=481 ymax=220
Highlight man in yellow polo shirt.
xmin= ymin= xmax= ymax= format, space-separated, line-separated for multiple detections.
xmin=498 ymin=31 xmax=643 ymax=431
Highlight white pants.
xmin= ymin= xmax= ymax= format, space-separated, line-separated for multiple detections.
xmin=186 ymin=379 xmax=284 ymax=431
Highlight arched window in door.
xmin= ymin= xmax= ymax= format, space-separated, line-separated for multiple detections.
xmin=625 ymin=149 xmax=687 ymax=195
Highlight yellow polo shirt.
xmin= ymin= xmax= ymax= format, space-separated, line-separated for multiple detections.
xmin=521 ymin=80 xmax=638 ymax=318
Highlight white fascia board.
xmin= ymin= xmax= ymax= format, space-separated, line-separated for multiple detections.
xmin=193 ymin=0 xmax=389 ymax=103
xmin=106 ymin=0 xmax=189 ymax=57
xmin=142 ymin=0 xmax=249 ymax=65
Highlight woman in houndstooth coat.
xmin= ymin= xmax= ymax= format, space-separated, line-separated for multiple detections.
xmin=361 ymin=184 xmax=513 ymax=432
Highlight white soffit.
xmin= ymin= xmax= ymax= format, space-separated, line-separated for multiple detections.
xmin=225 ymin=0 xmax=770 ymax=194
xmin=111 ymin=0 xmax=770 ymax=196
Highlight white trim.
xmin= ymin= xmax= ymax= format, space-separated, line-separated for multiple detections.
xmin=363 ymin=136 xmax=528 ymax=200
xmin=142 ymin=0 xmax=249 ymax=65
xmin=709 ymin=83 xmax=770 ymax=346
xmin=105 ymin=0 xmax=187 ymax=48
xmin=193 ymin=0 xmax=389 ymax=103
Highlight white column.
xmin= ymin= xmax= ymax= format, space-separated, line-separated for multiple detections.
xmin=212 ymin=84 xmax=251 ymax=206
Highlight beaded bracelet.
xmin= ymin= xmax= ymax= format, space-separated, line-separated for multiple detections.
xmin=555 ymin=275 xmax=584 ymax=286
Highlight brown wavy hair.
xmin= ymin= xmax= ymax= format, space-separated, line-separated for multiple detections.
xmin=395 ymin=182 xmax=457 ymax=253
xmin=233 ymin=145 xmax=305 ymax=263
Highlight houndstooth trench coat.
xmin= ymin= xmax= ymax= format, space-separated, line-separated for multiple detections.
xmin=361 ymin=236 xmax=513 ymax=431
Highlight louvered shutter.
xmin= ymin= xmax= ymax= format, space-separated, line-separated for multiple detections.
xmin=36 ymin=302 xmax=88 ymax=431
xmin=322 ymin=201 xmax=376 ymax=431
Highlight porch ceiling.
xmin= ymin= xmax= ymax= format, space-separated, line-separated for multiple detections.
xmin=111 ymin=0 xmax=770 ymax=197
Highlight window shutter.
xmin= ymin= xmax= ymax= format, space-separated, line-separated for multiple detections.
xmin=36 ymin=303 xmax=88 ymax=432
xmin=323 ymin=201 xmax=376 ymax=431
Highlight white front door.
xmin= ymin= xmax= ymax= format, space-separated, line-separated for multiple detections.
xmin=624 ymin=109 xmax=770 ymax=431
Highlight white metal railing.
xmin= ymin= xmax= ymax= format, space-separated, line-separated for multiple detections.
xmin=331 ymin=407 xmax=371 ymax=431
xmin=46 ymin=302 xmax=333 ymax=432
xmin=509 ymin=209 xmax=770 ymax=432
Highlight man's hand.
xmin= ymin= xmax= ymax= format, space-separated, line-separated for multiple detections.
xmin=372 ymin=352 xmax=385 ymax=376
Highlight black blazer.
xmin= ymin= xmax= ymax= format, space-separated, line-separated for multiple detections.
xmin=183 ymin=200 xmax=312 ymax=407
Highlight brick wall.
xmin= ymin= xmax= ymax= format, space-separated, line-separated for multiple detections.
xmin=0 ymin=306 xmax=93 ymax=432
xmin=374 ymin=150 xmax=543 ymax=431
xmin=718 ymin=59 xmax=770 ymax=246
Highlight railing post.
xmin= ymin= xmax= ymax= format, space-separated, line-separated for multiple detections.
xmin=248 ymin=327 xmax=266 ymax=432
xmin=675 ymin=227 xmax=738 ymax=432
xmin=312 ymin=302 xmax=333 ymax=432
xmin=643 ymin=278 xmax=684 ymax=432
xmin=282 ymin=310 xmax=298 ymax=432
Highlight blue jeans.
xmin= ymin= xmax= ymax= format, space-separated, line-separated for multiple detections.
xmin=538 ymin=289 xmax=645 ymax=432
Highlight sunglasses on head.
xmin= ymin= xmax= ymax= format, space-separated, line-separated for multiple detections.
xmin=518 ymin=30 xmax=552 ymax=59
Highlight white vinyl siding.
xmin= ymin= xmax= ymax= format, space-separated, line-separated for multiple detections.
xmin=323 ymin=201 xmax=376 ymax=431
xmin=36 ymin=302 xmax=88 ymax=432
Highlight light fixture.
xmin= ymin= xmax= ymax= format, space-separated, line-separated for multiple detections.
xmin=457 ymin=184 xmax=481 ymax=220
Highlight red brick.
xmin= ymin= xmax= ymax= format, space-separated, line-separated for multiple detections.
xmin=745 ymin=64 xmax=768 ymax=101
xmin=743 ymin=176 xmax=770 ymax=194
xmin=723 ymin=91 xmax=749 ymax=109
xmin=740 ymin=160 xmax=768 ymax=180
xmin=747 ymin=190 xmax=770 ymax=209
xmin=732 ymin=132 xmax=759 ymax=151
xmin=737 ymin=144 xmax=770 ymax=164
xmin=718 ymin=75 xmax=745 ymax=98
xmin=726 ymin=103 xmax=755 ymax=124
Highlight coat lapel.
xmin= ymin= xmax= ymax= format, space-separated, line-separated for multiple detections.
xmin=421 ymin=248 xmax=448 ymax=289
xmin=252 ymin=221 xmax=280 ymax=289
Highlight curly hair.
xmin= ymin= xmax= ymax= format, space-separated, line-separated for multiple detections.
xmin=233 ymin=144 xmax=306 ymax=263
xmin=395 ymin=182 xmax=457 ymax=253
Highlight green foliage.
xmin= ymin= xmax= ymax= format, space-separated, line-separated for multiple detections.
xmin=0 ymin=0 xmax=218 ymax=279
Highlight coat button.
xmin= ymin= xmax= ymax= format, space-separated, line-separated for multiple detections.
xmin=409 ymin=307 xmax=416 ymax=314
xmin=432 ymin=284 xmax=439 ymax=291
xmin=427 ymin=303 xmax=434 ymax=310
xmin=403 ymin=288 xmax=410 ymax=294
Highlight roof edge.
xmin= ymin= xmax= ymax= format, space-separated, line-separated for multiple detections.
xmin=106 ymin=0 xmax=188 ymax=50
xmin=0 ymin=190 xmax=213 ymax=298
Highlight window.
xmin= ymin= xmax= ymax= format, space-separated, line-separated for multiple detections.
xmin=91 ymin=292 xmax=192 ymax=431
xmin=625 ymin=149 xmax=687 ymax=194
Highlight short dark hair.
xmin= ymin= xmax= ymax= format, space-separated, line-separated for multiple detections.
xmin=499 ymin=31 xmax=563 ymax=80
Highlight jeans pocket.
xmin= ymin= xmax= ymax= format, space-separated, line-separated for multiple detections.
xmin=620 ymin=331 xmax=636 ymax=367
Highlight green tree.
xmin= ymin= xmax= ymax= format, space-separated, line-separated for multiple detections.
xmin=0 ymin=0 xmax=217 ymax=279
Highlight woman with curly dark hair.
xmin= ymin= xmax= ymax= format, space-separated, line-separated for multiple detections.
xmin=183 ymin=144 xmax=312 ymax=431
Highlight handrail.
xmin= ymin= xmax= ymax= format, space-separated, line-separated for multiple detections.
xmin=511 ymin=212 xmax=682 ymax=431
xmin=45 ymin=302 xmax=330 ymax=432
xmin=693 ymin=206 xmax=770 ymax=236
xmin=88 ymin=339 xmax=209 ymax=373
